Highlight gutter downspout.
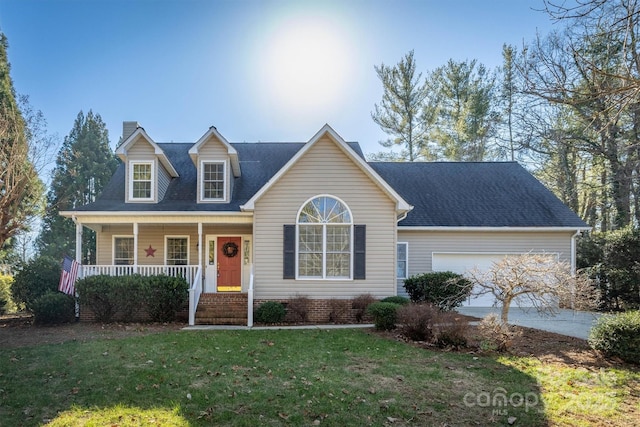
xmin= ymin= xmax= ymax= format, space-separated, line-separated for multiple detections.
xmin=72 ymin=216 xmax=82 ymax=320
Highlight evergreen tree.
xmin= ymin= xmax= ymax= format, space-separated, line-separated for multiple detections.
xmin=38 ymin=111 xmax=118 ymax=263
xmin=428 ymin=59 xmax=497 ymax=161
xmin=0 ymin=33 xmax=44 ymax=254
xmin=371 ymin=50 xmax=435 ymax=161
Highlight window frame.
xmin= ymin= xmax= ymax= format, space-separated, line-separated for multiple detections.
xmin=397 ymin=242 xmax=409 ymax=279
xmin=296 ymin=195 xmax=353 ymax=280
xmin=113 ymin=235 xmax=135 ymax=265
xmin=165 ymin=235 xmax=190 ymax=266
xmin=200 ymin=160 xmax=227 ymax=202
xmin=128 ymin=160 xmax=155 ymax=202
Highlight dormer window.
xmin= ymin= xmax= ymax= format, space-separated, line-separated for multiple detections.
xmin=129 ymin=161 xmax=155 ymax=201
xmin=201 ymin=161 xmax=226 ymax=201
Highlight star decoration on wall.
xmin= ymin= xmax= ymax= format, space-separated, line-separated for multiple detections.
xmin=145 ymin=245 xmax=157 ymax=257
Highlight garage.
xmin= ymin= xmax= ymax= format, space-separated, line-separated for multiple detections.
xmin=432 ymin=252 xmax=517 ymax=307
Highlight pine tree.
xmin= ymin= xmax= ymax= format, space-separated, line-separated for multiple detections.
xmin=371 ymin=50 xmax=435 ymax=161
xmin=37 ymin=111 xmax=118 ymax=263
xmin=0 ymin=33 xmax=44 ymax=254
xmin=428 ymin=59 xmax=497 ymax=161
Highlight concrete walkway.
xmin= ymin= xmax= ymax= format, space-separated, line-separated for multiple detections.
xmin=183 ymin=323 xmax=374 ymax=331
xmin=457 ymin=306 xmax=602 ymax=340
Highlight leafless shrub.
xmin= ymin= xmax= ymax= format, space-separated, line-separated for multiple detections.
xmin=435 ymin=311 xmax=468 ymax=349
xmin=287 ymin=294 xmax=311 ymax=323
xmin=477 ymin=313 xmax=519 ymax=352
xmin=352 ymin=293 xmax=376 ymax=322
xmin=397 ymin=303 xmax=439 ymax=342
xmin=328 ymin=298 xmax=350 ymax=323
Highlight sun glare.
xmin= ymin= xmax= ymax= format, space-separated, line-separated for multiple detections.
xmin=261 ymin=16 xmax=354 ymax=116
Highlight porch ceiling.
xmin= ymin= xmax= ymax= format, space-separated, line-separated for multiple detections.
xmin=66 ymin=212 xmax=253 ymax=227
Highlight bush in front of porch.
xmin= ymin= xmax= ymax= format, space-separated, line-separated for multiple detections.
xmin=76 ymin=274 xmax=188 ymax=323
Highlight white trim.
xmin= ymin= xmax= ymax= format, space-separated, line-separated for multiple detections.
xmin=199 ymin=159 xmax=228 ymax=202
xmin=399 ymin=226 xmax=591 ymax=232
xmin=205 ymin=234 xmax=246 ymax=292
xmin=112 ymin=235 xmax=135 ymax=265
xmin=165 ymin=235 xmax=190 ymax=266
xmin=60 ymin=211 xmax=254 ymax=217
xmin=397 ymin=242 xmax=408 ymax=279
xmin=189 ymin=126 xmax=241 ymax=177
xmin=240 ymin=124 xmax=412 ymax=214
xmin=116 ymin=127 xmax=178 ymax=177
xmin=128 ymin=160 xmax=155 ymax=202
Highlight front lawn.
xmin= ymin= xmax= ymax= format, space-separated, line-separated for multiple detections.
xmin=0 ymin=328 xmax=637 ymax=426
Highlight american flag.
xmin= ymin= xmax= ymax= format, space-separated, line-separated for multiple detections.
xmin=59 ymin=256 xmax=79 ymax=296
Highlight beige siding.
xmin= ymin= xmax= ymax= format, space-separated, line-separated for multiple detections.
xmin=96 ymin=224 xmax=251 ymax=264
xmin=395 ymin=230 xmax=574 ymax=295
xmin=158 ymin=163 xmax=171 ymax=200
xmin=253 ymin=136 xmax=397 ymax=300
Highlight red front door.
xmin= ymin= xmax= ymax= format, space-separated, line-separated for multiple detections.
xmin=217 ymin=236 xmax=242 ymax=292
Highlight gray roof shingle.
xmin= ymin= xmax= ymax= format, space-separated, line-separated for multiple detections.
xmin=76 ymin=141 xmax=587 ymax=228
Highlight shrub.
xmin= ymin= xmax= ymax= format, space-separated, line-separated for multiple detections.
xmin=77 ymin=275 xmax=117 ymax=322
xmin=287 ymin=294 xmax=311 ymax=323
xmin=367 ymin=302 xmax=399 ymax=331
xmin=32 ymin=292 xmax=76 ymax=324
xmin=403 ymin=271 xmax=472 ymax=310
xmin=0 ymin=274 xmax=17 ymax=314
xmin=328 ymin=298 xmax=350 ymax=323
xmin=477 ymin=313 xmax=517 ymax=352
xmin=588 ymin=310 xmax=640 ymax=364
xmin=381 ymin=296 xmax=411 ymax=306
xmin=255 ymin=301 xmax=286 ymax=324
xmin=396 ymin=303 xmax=439 ymax=342
xmin=435 ymin=311 xmax=468 ymax=348
xmin=352 ymin=293 xmax=376 ymax=322
xmin=144 ymin=275 xmax=189 ymax=322
xmin=77 ymin=274 xmax=188 ymax=323
xmin=11 ymin=256 xmax=61 ymax=312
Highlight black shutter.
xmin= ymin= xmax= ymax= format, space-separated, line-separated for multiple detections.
xmin=283 ymin=224 xmax=296 ymax=279
xmin=354 ymin=225 xmax=366 ymax=280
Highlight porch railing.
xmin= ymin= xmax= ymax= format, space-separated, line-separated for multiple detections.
xmin=188 ymin=265 xmax=203 ymax=326
xmin=82 ymin=265 xmax=200 ymax=285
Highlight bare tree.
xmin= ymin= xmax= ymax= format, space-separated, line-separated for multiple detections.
xmin=465 ymin=253 xmax=600 ymax=324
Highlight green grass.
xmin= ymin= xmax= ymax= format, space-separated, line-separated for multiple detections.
xmin=0 ymin=328 xmax=637 ymax=426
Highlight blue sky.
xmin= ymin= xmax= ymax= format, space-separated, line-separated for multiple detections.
xmin=0 ymin=0 xmax=556 ymax=158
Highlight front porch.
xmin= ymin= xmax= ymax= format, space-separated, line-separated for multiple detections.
xmin=80 ymin=264 xmax=254 ymax=326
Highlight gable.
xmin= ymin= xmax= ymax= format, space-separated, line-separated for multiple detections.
xmin=241 ymin=125 xmax=412 ymax=215
xmin=260 ymin=135 xmax=397 ymax=211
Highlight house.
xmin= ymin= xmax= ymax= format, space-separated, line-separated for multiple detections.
xmin=60 ymin=122 xmax=589 ymax=325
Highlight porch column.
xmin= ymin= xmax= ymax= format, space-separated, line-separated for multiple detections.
xmin=198 ymin=223 xmax=203 ymax=267
xmin=133 ymin=222 xmax=139 ymax=273
xmin=75 ymin=220 xmax=83 ymax=264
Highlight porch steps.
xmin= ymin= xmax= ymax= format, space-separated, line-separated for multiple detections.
xmin=195 ymin=293 xmax=248 ymax=326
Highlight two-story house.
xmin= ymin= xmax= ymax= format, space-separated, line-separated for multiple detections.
xmin=61 ymin=122 xmax=589 ymax=325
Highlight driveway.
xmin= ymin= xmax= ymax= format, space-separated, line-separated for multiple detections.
xmin=457 ymin=306 xmax=602 ymax=340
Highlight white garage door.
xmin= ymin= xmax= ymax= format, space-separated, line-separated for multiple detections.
xmin=432 ymin=253 xmax=514 ymax=307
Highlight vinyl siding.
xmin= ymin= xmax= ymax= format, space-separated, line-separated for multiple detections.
xmin=395 ymin=230 xmax=574 ymax=296
xmin=157 ymin=163 xmax=171 ymax=201
xmin=96 ymin=223 xmax=252 ymax=266
xmin=253 ymin=136 xmax=397 ymax=300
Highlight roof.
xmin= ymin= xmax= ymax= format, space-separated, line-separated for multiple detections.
xmin=73 ymin=140 xmax=588 ymax=229
xmin=369 ymin=161 xmax=588 ymax=228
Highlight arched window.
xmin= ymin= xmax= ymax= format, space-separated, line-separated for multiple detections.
xmin=297 ymin=196 xmax=352 ymax=279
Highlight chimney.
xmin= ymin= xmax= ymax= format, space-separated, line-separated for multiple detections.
xmin=122 ymin=121 xmax=140 ymax=141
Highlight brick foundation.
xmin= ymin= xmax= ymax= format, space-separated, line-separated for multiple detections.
xmin=253 ymin=298 xmax=374 ymax=324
